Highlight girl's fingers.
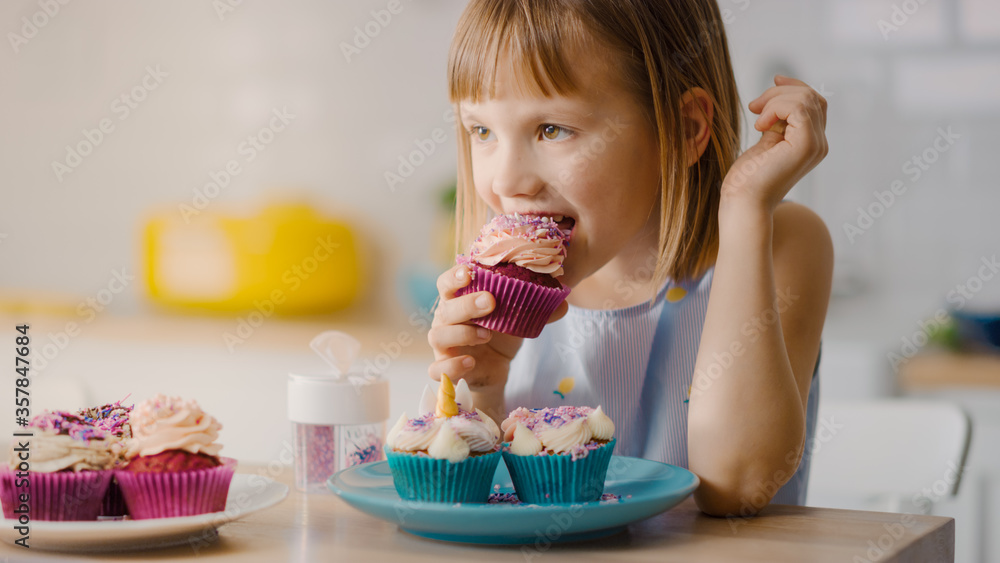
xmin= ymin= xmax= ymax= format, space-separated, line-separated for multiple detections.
xmin=752 ymin=96 xmax=817 ymax=132
xmin=432 ymin=291 xmax=495 ymax=327
xmin=428 ymin=355 xmax=475 ymax=381
xmin=747 ymin=74 xmax=819 ymax=113
xmin=752 ymin=97 xmax=828 ymax=158
xmin=546 ymin=300 xmax=569 ymax=324
xmin=428 ymin=324 xmax=491 ymax=357
xmin=773 ymin=74 xmax=809 ymax=88
xmin=436 ymin=265 xmax=472 ymax=300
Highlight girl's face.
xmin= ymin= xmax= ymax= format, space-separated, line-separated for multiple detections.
xmin=459 ymin=42 xmax=662 ymax=288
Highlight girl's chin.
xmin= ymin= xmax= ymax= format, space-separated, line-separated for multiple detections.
xmin=557 ymin=267 xmax=581 ymax=289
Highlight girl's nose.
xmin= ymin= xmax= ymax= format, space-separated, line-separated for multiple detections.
xmin=491 ymin=143 xmax=544 ymax=199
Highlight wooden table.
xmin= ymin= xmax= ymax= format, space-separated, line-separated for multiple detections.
xmin=0 ymin=465 xmax=954 ymax=562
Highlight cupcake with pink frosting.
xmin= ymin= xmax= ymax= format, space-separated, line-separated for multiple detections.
xmin=500 ymin=406 xmax=616 ymax=504
xmin=115 ymin=394 xmax=236 ymax=519
xmin=0 ymin=411 xmax=120 ymax=521
xmin=456 ymin=213 xmax=571 ymax=338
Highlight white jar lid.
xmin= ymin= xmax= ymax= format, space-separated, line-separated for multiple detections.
xmin=287 ymin=372 xmax=389 ymax=425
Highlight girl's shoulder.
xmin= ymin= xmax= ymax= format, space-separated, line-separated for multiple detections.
xmin=772 ymin=202 xmax=834 ymax=275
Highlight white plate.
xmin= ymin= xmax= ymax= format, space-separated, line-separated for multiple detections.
xmin=0 ymin=474 xmax=289 ymax=552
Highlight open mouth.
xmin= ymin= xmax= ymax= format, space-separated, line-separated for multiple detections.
xmin=552 ymin=215 xmax=576 ymax=240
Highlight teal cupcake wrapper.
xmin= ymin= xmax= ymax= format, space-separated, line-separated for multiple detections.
xmin=385 ymin=448 xmax=502 ymax=503
xmin=502 ymin=439 xmax=616 ymax=504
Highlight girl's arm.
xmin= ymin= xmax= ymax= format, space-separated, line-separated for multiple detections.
xmin=427 ymin=264 xmax=568 ymax=426
xmin=687 ymin=76 xmax=832 ymax=517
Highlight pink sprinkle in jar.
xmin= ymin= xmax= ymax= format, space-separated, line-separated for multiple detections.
xmin=287 ymin=372 xmax=389 ymax=493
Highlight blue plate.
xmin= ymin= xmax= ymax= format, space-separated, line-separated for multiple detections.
xmin=328 ymin=455 xmax=698 ymax=545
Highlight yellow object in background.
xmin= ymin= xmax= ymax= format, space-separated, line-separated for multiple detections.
xmin=144 ymin=202 xmax=360 ymax=315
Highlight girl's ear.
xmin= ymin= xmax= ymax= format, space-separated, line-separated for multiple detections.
xmin=679 ymin=88 xmax=714 ymax=167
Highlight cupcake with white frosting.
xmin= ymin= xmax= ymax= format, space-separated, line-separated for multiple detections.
xmin=114 ymin=394 xmax=236 ymax=519
xmin=0 ymin=411 xmax=119 ymax=521
xmin=385 ymin=376 xmax=502 ymax=502
xmin=500 ymin=406 xmax=616 ymax=503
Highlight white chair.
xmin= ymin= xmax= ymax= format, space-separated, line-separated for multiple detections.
xmin=807 ymin=399 xmax=971 ymax=514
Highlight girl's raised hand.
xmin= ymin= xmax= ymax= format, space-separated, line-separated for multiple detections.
xmin=722 ymin=75 xmax=828 ymax=209
xmin=427 ymin=265 xmax=568 ymax=391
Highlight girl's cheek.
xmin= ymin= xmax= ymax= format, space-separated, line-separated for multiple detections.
xmin=550 ymin=149 xmax=592 ymax=193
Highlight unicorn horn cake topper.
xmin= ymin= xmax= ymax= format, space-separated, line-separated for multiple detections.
xmin=436 ymin=375 xmax=459 ymax=418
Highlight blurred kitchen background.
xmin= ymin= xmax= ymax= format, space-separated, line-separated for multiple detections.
xmin=1 ymin=0 xmax=999 ymax=560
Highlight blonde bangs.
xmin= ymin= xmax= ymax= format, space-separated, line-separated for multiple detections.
xmin=448 ymin=0 xmax=583 ymax=104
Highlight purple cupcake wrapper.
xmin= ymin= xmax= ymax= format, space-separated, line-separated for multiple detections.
xmin=457 ymin=267 xmax=571 ymax=338
xmin=115 ymin=457 xmax=237 ymax=520
xmin=101 ymin=477 xmax=128 ymax=517
xmin=0 ymin=467 xmax=112 ymax=521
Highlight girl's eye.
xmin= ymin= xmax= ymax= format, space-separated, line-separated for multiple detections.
xmin=541 ymin=124 xmax=570 ymax=141
xmin=471 ymin=126 xmax=494 ymax=141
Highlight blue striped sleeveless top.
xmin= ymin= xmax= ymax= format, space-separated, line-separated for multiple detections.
xmin=506 ymin=266 xmax=821 ymax=506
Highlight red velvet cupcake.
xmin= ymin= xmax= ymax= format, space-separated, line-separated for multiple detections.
xmin=115 ymin=394 xmax=235 ymax=519
xmin=456 ymin=213 xmax=571 ymax=338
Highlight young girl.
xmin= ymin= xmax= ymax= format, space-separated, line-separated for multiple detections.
xmin=428 ymin=0 xmax=832 ymax=517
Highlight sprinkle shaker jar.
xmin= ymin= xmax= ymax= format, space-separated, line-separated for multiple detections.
xmin=287 ymin=372 xmax=389 ymax=493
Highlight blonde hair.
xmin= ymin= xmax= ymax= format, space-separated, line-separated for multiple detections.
xmin=448 ymin=0 xmax=741 ymax=283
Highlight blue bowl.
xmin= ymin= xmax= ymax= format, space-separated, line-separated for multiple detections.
xmin=951 ymin=310 xmax=1000 ymax=352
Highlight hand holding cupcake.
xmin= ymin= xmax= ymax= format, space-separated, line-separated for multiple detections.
xmin=456 ymin=213 xmax=572 ymax=338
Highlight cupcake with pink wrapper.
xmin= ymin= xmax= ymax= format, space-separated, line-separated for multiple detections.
xmin=288 ymin=331 xmax=389 ymax=493
xmin=456 ymin=212 xmax=572 ymax=338
xmin=384 ymin=375 xmax=502 ymax=503
xmin=0 ymin=411 xmax=120 ymax=521
xmin=114 ymin=394 xmax=236 ymax=519
xmin=500 ymin=406 xmax=616 ymax=504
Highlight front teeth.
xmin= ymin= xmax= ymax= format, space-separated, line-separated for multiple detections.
xmin=552 ymin=215 xmax=564 ymax=222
